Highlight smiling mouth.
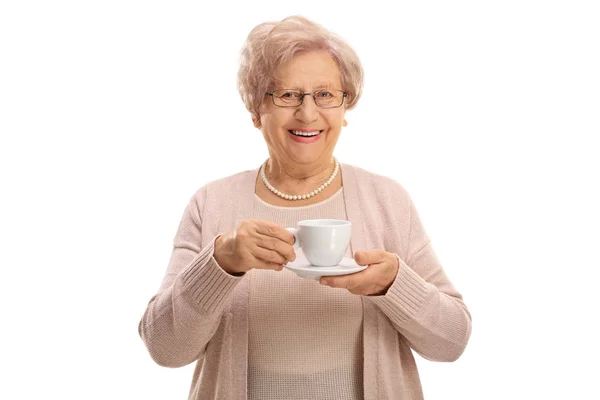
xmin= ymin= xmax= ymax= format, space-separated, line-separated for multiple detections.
xmin=288 ymin=130 xmax=323 ymax=137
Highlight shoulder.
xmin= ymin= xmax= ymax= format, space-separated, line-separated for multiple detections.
xmin=202 ymin=168 xmax=257 ymax=194
xmin=188 ymin=167 xmax=258 ymax=210
xmin=342 ymin=163 xmax=411 ymax=204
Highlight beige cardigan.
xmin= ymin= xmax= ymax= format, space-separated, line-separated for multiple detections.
xmin=139 ymin=163 xmax=472 ymax=399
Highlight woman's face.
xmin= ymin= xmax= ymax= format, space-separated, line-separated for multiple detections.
xmin=256 ymin=50 xmax=347 ymax=169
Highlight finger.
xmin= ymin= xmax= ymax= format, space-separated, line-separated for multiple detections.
xmin=254 ymin=233 xmax=296 ymax=262
xmin=320 ymin=275 xmax=352 ymax=288
xmin=354 ymin=250 xmax=387 ymax=266
xmin=254 ymin=221 xmax=296 ymax=245
xmin=251 ymin=260 xmax=285 ymax=271
xmin=251 ymin=245 xmax=289 ymax=265
xmin=243 ymin=250 xmax=285 ymax=271
xmin=321 ymin=262 xmax=384 ymax=289
xmin=321 ymin=274 xmax=380 ymax=296
xmin=321 ymin=269 xmax=368 ymax=289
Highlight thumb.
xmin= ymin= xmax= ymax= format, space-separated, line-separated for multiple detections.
xmin=354 ymin=250 xmax=385 ymax=266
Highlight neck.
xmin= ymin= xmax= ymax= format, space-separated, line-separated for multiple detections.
xmin=265 ymin=157 xmax=336 ymax=193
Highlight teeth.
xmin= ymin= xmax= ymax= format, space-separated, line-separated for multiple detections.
xmin=291 ymin=130 xmax=321 ymax=137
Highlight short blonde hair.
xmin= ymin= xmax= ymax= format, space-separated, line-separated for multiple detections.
xmin=238 ymin=16 xmax=364 ymax=121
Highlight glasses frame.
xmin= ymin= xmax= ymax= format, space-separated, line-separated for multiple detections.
xmin=266 ymin=89 xmax=348 ymax=108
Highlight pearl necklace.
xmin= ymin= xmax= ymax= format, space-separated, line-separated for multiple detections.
xmin=260 ymin=158 xmax=340 ymax=201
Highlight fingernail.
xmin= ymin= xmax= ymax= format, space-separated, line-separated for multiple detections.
xmin=320 ymin=279 xmax=328 ymax=285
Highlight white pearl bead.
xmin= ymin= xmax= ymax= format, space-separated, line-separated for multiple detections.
xmin=261 ymin=158 xmax=339 ymax=201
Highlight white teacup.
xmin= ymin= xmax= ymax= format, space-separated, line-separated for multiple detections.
xmin=286 ymin=219 xmax=352 ymax=267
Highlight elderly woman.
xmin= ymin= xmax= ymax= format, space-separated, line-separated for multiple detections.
xmin=139 ymin=16 xmax=471 ymax=400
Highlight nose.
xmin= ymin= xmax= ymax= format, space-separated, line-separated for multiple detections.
xmin=295 ymin=94 xmax=319 ymax=123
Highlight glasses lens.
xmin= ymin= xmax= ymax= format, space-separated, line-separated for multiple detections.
xmin=272 ymin=90 xmax=303 ymax=106
xmin=314 ymin=90 xmax=343 ymax=107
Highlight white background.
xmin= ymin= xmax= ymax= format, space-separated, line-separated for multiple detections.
xmin=1 ymin=0 xmax=599 ymax=399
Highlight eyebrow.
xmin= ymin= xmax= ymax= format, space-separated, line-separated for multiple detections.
xmin=274 ymin=84 xmax=337 ymax=90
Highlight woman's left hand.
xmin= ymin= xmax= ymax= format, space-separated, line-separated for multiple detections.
xmin=320 ymin=250 xmax=399 ymax=296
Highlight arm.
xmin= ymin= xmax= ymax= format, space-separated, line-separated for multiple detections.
xmin=368 ymin=196 xmax=472 ymax=362
xmin=138 ymin=190 xmax=242 ymax=368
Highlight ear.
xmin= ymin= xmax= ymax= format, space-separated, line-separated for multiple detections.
xmin=252 ymin=115 xmax=261 ymax=129
xmin=343 ymin=118 xmax=348 ymax=127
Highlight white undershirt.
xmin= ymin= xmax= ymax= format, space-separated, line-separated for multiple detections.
xmin=248 ymin=188 xmax=364 ymax=400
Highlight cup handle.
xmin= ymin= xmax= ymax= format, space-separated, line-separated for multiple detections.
xmin=286 ymin=227 xmax=300 ymax=249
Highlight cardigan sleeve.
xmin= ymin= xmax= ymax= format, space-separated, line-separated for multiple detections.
xmin=368 ymin=195 xmax=472 ymax=362
xmin=138 ymin=188 xmax=242 ymax=368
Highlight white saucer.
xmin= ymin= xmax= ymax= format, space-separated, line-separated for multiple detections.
xmin=284 ymin=255 xmax=367 ymax=280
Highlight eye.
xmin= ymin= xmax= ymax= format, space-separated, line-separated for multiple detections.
xmin=316 ymin=90 xmax=334 ymax=98
xmin=279 ymin=91 xmax=302 ymax=99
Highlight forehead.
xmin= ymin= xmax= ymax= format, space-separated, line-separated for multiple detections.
xmin=273 ymin=50 xmax=342 ymax=89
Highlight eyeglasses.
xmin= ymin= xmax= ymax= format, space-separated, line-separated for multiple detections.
xmin=266 ymin=89 xmax=348 ymax=108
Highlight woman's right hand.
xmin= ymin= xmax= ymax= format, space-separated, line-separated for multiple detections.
xmin=213 ymin=219 xmax=297 ymax=275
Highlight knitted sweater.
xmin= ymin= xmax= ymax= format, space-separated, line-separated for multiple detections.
xmin=138 ymin=163 xmax=472 ymax=400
